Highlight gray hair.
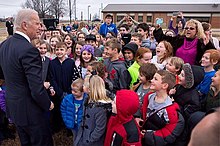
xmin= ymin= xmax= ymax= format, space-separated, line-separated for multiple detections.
xmin=15 ymin=9 xmax=38 ymax=29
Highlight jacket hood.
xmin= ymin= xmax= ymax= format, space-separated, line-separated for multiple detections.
xmin=122 ymin=42 xmax=138 ymax=56
xmin=116 ymin=89 xmax=139 ymax=124
xmin=182 ymin=63 xmax=204 ymax=88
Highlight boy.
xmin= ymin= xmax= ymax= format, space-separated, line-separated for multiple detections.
xmin=60 ymin=78 xmax=86 ymax=139
xmin=49 ymin=42 xmax=80 ymax=133
xmin=141 ymin=70 xmax=185 ymax=146
xmin=197 ymin=49 xmax=220 ymax=100
xmin=122 ymin=42 xmax=138 ymax=68
xmin=104 ymin=38 xmax=131 ymax=93
xmin=99 ymin=14 xmax=118 ymax=38
xmin=85 ymin=34 xmax=102 ymax=57
xmin=166 ymin=56 xmax=184 ymax=84
xmin=104 ymin=89 xmax=142 ymax=146
xmin=130 ymin=32 xmax=142 ymax=48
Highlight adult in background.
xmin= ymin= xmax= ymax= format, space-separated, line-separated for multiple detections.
xmin=154 ymin=19 xmax=215 ymax=65
xmin=0 ymin=9 xmax=54 ymax=146
xmin=5 ymin=17 xmax=14 ymax=36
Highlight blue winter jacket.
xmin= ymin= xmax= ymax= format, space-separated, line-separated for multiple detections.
xmin=60 ymin=93 xmax=87 ymax=130
xmin=99 ymin=22 xmax=118 ymax=37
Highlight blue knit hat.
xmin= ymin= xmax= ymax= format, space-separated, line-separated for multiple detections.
xmin=80 ymin=45 xmax=94 ymax=56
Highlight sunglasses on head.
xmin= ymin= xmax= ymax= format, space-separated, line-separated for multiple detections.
xmin=184 ymin=27 xmax=195 ymax=30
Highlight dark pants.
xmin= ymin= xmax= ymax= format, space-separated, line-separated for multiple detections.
xmin=16 ymin=117 xmax=53 ymax=146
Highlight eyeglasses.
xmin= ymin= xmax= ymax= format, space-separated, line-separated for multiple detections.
xmin=184 ymin=27 xmax=195 ymax=30
xmin=120 ymin=29 xmax=126 ymax=31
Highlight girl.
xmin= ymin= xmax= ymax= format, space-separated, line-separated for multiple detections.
xmin=63 ymin=34 xmax=75 ymax=58
xmin=78 ymin=45 xmax=96 ymax=79
xmin=128 ymin=47 xmax=152 ymax=87
xmin=77 ymin=31 xmax=86 ymax=41
xmin=46 ymin=35 xmax=62 ymax=60
xmin=73 ymin=41 xmax=86 ymax=68
xmin=151 ymin=40 xmax=173 ymax=70
xmin=74 ymin=75 xmax=112 ymax=146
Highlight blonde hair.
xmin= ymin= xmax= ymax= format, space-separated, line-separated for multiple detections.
xmin=71 ymin=78 xmax=84 ymax=92
xmin=84 ymin=75 xmax=110 ymax=103
xmin=181 ymin=19 xmax=205 ymax=39
xmin=169 ymin=57 xmax=184 ymax=74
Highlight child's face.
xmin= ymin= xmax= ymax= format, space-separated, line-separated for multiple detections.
xmin=137 ymin=28 xmax=146 ymax=37
xmin=211 ymin=71 xmax=220 ymax=88
xmin=81 ymin=50 xmax=92 ymax=63
xmin=86 ymin=40 xmax=96 ymax=48
xmin=38 ymin=43 xmax=47 ymax=57
xmin=71 ymin=86 xmax=83 ymax=98
xmin=50 ymin=37 xmax=59 ymax=49
xmin=178 ymin=70 xmax=186 ymax=87
xmin=123 ymin=49 xmax=134 ymax=61
xmin=138 ymin=52 xmax=152 ymax=66
xmin=111 ymin=98 xmax=117 ymax=114
xmin=96 ymin=35 xmax=101 ymax=42
xmin=64 ymin=35 xmax=73 ymax=47
xmin=52 ymin=30 xmax=60 ymax=36
xmin=105 ymin=46 xmax=115 ymax=58
xmin=75 ymin=44 xmax=82 ymax=56
xmin=55 ymin=47 xmax=67 ymax=60
xmin=166 ymin=60 xmax=178 ymax=74
xmin=78 ymin=34 xmax=85 ymax=41
xmin=156 ymin=42 xmax=166 ymax=58
xmin=86 ymin=65 xmax=93 ymax=76
xmin=150 ymin=73 xmax=163 ymax=91
xmin=130 ymin=36 xmax=141 ymax=47
xmin=102 ymin=47 xmax=110 ymax=59
xmin=201 ymin=53 xmax=212 ymax=68
xmin=139 ymin=73 xmax=147 ymax=83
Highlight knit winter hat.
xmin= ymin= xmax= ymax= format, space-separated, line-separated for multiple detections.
xmin=80 ymin=45 xmax=94 ymax=56
xmin=122 ymin=42 xmax=138 ymax=56
xmin=182 ymin=63 xmax=194 ymax=88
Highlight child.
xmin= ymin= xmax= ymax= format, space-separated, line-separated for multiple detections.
xmin=85 ymin=34 xmax=102 ymax=57
xmin=172 ymin=63 xmax=204 ymax=119
xmin=130 ymin=32 xmax=142 ymax=48
xmin=73 ymin=41 xmax=85 ymax=68
xmin=74 ymin=75 xmax=112 ymax=146
xmin=197 ymin=49 xmax=220 ymax=102
xmin=86 ymin=61 xmax=114 ymax=99
xmin=166 ymin=56 xmax=184 ymax=84
xmin=104 ymin=38 xmax=131 ymax=93
xmin=104 ymin=90 xmax=142 ymax=146
xmin=122 ymin=42 xmax=138 ymax=68
xmin=78 ymin=44 xmax=96 ymax=79
xmin=128 ymin=47 xmax=152 ymax=87
xmin=49 ymin=42 xmax=80 ymax=133
xmin=46 ymin=35 xmax=62 ymax=60
xmin=205 ymin=69 xmax=220 ymax=111
xmin=60 ymin=78 xmax=87 ymax=139
xmin=151 ymin=40 xmax=173 ymax=70
xmin=141 ymin=70 xmax=185 ymax=146
xmin=63 ymin=34 xmax=75 ymax=58
xmin=133 ymin=63 xmax=158 ymax=117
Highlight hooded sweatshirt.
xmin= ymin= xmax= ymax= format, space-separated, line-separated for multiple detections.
xmin=173 ymin=64 xmax=204 ymax=119
xmin=99 ymin=22 xmax=118 ymax=38
xmin=104 ymin=90 xmax=141 ymax=146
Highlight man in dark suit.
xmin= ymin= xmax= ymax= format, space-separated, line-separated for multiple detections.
xmin=0 ymin=9 xmax=54 ymax=146
xmin=5 ymin=17 xmax=14 ymax=36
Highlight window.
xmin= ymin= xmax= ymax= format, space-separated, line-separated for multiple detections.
xmin=138 ymin=16 xmax=143 ymax=22
xmin=147 ymin=16 xmax=152 ymax=23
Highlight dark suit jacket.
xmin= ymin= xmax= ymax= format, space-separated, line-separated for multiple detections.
xmin=6 ymin=21 xmax=13 ymax=35
xmin=0 ymin=33 xmax=51 ymax=126
xmin=42 ymin=56 xmax=50 ymax=82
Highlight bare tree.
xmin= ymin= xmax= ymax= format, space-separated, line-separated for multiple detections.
xmin=23 ymin=0 xmax=67 ymax=19
xmin=22 ymin=0 xmax=51 ymax=18
xmin=49 ymin=0 xmax=66 ymax=19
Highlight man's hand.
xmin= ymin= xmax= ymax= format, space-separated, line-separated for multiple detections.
xmin=49 ymin=101 xmax=54 ymax=110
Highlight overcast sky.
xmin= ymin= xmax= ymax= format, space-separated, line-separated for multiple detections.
xmin=0 ymin=0 xmax=219 ymax=19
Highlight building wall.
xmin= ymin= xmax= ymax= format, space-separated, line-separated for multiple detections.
xmin=103 ymin=12 xmax=220 ymax=29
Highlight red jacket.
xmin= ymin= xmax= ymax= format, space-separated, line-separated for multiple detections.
xmin=104 ymin=90 xmax=141 ymax=146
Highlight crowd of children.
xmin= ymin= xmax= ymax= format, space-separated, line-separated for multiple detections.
xmin=0 ymin=12 xmax=220 ymax=146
